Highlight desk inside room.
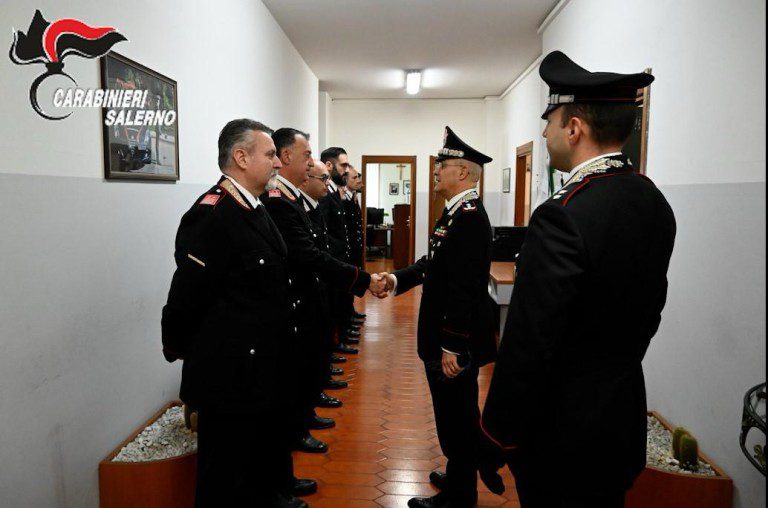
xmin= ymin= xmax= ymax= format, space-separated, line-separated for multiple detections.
xmin=366 ymin=224 xmax=392 ymax=258
xmin=488 ymin=261 xmax=515 ymax=339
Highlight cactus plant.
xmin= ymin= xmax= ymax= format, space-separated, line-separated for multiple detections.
xmin=679 ymin=434 xmax=700 ymax=471
xmin=672 ymin=427 xmax=690 ymax=460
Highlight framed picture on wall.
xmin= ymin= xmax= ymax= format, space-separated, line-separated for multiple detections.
xmin=502 ymin=167 xmax=511 ymax=193
xmin=403 ymin=180 xmax=411 ymax=195
xmin=389 ymin=182 xmax=399 ymax=195
xmin=100 ymin=52 xmax=179 ymax=181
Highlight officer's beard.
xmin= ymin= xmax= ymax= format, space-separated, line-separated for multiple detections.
xmin=331 ymin=171 xmax=346 ymax=187
xmin=265 ymin=171 xmax=278 ymax=191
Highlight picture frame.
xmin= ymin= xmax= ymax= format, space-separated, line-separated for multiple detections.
xmin=389 ymin=182 xmax=399 ymax=195
xmin=403 ymin=180 xmax=411 ymax=195
xmin=502 ymin=167 xmax=511 ymax=193
xmin=100 ymin=52 xmax=179 ymax=181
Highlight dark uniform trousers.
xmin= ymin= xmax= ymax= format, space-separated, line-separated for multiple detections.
xmin=481 ymin=155 xmax=676 ymax=508
xmin=393 ymin=193 xmax=496 ymax=504
xmin=342 ymin=192 xmax=364 ymax=320
xmin=161 ymin=176 xmax=296 ymax=506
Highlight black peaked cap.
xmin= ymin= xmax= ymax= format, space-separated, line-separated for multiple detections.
xmin=436 ymin=126 xmax=492 ymax=165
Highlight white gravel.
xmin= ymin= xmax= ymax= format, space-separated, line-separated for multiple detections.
xmin=646 ymin=415 xmax=716 ymax=476
xmin=112 ymin=406 xmax=197 ymax=462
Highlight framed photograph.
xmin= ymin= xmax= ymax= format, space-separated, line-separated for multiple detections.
xmin=389 ymin=182 xmax=399 ymax=195
xmin=403 ymin=180 xmax=411 ymax=195
xmin=502 ymin=167 xmax=511 ymax=193
xmin=623 ymin=67 xmax=652 ymax=175
xmin=100 ymin=52 xmax=179 ymax=181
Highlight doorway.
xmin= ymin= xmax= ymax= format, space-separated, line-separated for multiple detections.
xmin=514 ymin=141 xmax=533 ymax=226
xmin=361 ymin=155 xmax=417 ymax=271
xmin=427 ymin=155 xmax=485 ymax=237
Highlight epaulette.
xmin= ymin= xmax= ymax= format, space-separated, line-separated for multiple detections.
xmin=218 ymin=178 xmax=251 ymax=210
xmin=268 ymin=189 xmax=281 ymax=198
xmin=553 ymin=172 xmax=625 ymax=206
xmin=447 ymin=190 xmax=480 ymax=216
xmin=198 ymin=190 xmax=222 ymax=207
xmin=275 ymin=180 xmax=297 ymax=201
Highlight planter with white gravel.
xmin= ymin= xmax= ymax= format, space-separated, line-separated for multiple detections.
xmin=99 ymin=401 xmax=197 ymax=508
xmin=626 ymin=411 xmax=733 ymax=508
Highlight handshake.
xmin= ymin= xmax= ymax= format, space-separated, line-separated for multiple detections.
xmin=368 ymin=272 xmax=395 ymax=298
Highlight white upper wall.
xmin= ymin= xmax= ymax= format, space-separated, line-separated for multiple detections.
xmin=543 ymin=0 xmax=766 ymax=187
xmin=329 ymin=99 xmax=486 ymax=258
xmin=0 ymin=0 xmax=319 ymax=183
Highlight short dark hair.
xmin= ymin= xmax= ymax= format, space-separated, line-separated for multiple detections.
xmin=560 ymin=103 xmax=638 ymax=146
xmin=218 ymin=119 xmax=273 ymax=169
xmin=321 ymin=147 xmax=347 ymax=164
xmin=272 ymin=128 xmax=310 ymax=157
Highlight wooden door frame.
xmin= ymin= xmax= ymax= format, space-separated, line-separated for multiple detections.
xmin=361 ymin=155 xmax=417 ymax=271
xmin=514 ymin=141 xmax=533 ymax=226
xmin=427 ymin=155 xmax=485 ymax=242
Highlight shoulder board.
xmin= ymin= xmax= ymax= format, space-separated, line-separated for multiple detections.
xmin=553 ymin=172 xmax=627 ymax=207
xmin=199 ymin=193 xmax=221 ymax=206
xmin=461 ymin=201 xmax=478 ymax=212
xmin=269 ymin=189 xmax=282 ymax=198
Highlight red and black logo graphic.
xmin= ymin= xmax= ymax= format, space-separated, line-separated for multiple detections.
xmin=9 ymin=10 xmax=127 ymax=120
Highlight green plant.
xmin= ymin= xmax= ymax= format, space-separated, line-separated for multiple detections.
xmin=672 ymin=427 xmax=690 ymax=460
xmin=679 ymin=434 xmax=700 ymax=471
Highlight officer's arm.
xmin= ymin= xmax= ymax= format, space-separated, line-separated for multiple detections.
xmin=161 ymin=209 xmax=228 ymax=362
xmin=480 ymin=202 xmax=586 ymax=449
xmin=436 ymin=213 xmax=489 ymax=355
xmin=267 ymin=200 xmax=371 ymax=296
xmin=392 ymin=255 xmax=430 ymax=295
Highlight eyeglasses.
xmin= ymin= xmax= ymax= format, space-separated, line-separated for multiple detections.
xmin=308 ymin=174 xmax=330 ymax=182
xmin=435 ymin=163 xmax=465 ymax=171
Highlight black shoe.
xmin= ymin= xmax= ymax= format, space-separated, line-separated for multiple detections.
xmin=429 ymin=470 xmax=448 ymax=490
xmin=290 ymin=477 xmax=318 ymax=497
xmin=276 ymin=492 xmax=309 ymax=508
xmin=316 ymin=392 xmax=343 ymax=408
xmin=335 ymin=343 xmax=358 ymax=354
xmin=325 ymin=378 xmax=348 ymax=390
xmin=294 ymin=433 xmax=328 ymax=453
xmin=330 ymin=354 xmax=347 ymax=363
xmin=407 ymin=492 xmax=475 ymax=508
xmin=330 ymin=366 xmax=344 ymax=376
xmin=308 ymin=414 xmax=336 ymax=429
xmin=348 ymin=323 xmax=362 ymax=332
xmin=351 ymin=316 xmax=365 ymax=324
xmin=344 ymin=336 xmax=360 ymax=344
xmin=353 ymin=311 xmax=367 ymax=319
xmin=346 ymin=329 xmax=362 ymax=338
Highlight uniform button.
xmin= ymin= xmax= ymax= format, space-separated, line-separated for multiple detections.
xmin=249 ymin=349 xmax=255 ymax=355
xmin=292 ymin=303 xmax=296 ymax=309
xmin=288 ymin=279 xmax=292 ymax=285
xmin=313 ymin=233 xmax=317 ymax=237
xmin=316 ymin=277 xmax=320 ymax=282
xmin=294 ymin=326 xmax=298 ymax=333
xmin=297 ymin=299 xmax=301 ymax=304
xmin=259 ymin=259 xmax=265 ymax=265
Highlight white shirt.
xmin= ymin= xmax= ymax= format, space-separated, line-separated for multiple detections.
xmin=444 ymin=187 xmax=478 ymax=212
xmin=563 ymin=152 xmax=623 ymax=186
xmin=276 ymin=175 xmax=301 ymax=199
xmin=327 ymin=179 xmax=338 ymax=193
xmin=224 ymin=175 xmax=262 ymax=209
xmin=345 ymin=189 xmax=354 ymax=200
xmin=299 ymin=189 xmax=318 ymax=211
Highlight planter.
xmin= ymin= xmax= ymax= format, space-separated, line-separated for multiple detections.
xmin=99 ymin=401 xmax=196 ymax=508
xmin=626 ymin=411 xmax=733 ymax=508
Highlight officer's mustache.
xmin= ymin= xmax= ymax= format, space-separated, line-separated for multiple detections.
xmin=265 ymin=170 xmax=278 ymax=191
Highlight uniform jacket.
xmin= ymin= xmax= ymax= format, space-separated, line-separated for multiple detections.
xmin=393 ymin=191 xmax=496 ymax=365
xmin=161 ymin=176 xmax=294 ymax=414
xmin=261 ymin=180 xmax=370 ymax=348
xmin=318 ymin=184 xmax=350 ymax=262
xmin=343 ymin=192 xmax=364 ymax=267
xmin=481 ymin=154 xmax=676 ymax=490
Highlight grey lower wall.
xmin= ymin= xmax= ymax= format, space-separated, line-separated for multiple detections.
xmin=645 ymin=182 xmax=766 ymax=508
xmin=0 ymin=173 xmax=207 ymax=508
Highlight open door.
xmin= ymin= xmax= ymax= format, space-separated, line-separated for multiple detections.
xmin=514 ymin=142 xmax=533 ymax=226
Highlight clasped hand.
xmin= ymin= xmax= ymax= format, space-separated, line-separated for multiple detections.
xmin=367 ymin=272 xmax=394 ymax=298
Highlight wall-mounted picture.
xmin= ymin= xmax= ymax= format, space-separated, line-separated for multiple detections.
xmin=403 ymin=180 xmax=411 ymax=195
xmin=100 ymin=52 xmax=179 ymax=181
xmin=502 ymin=167 xmax=511 ymax=193
xmin=389 ymin=182 xmax=399 ymax=195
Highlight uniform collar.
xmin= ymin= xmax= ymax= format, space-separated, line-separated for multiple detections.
xmin=564 ymin=152 xmax=623 ymax=185
xmin=445 ymin=187 xmax=478 ymax=211
xmin=299 ymin=189 xmax=318 ymax=210
xmin=276 ymin=174 xmax=301 ymax=199
xmin=345 ymin=189 xmax=354 ymax=200
xmin=327 ymin=179 xmax=338 ymax=192
xmin=224 ymin=175 xmax=261 ymax=208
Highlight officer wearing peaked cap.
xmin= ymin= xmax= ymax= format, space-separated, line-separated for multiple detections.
xmin=480 ymin=51 xmax=676 ymax=508
xmin=379 ymin=127 xmax=500 ymax=508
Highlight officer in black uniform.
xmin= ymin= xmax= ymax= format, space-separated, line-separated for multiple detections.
xmin=263 ymin=130 xmax=385 ymax=460
xmin=480 ymin=52 xmax=677 ymax=508
xmin=342 ymin=164 xmax=366 ymax=335
xmin=380 ymin=127 xmax=499 ymax=508
xmin=318 ymin=147 xmax=360 ymax=354
xmin=161 ymin=119 xmax=305 ymax=508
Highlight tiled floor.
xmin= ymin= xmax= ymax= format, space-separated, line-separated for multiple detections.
xmin=293 ymin=260 xmax=520 ymax=507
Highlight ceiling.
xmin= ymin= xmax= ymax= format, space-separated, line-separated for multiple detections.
xmin=262 ymin=0 xmax=560 ymax=99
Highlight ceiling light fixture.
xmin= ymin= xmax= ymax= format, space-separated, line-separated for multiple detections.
xmin=405 ymin=70 xmax=422 ymax=95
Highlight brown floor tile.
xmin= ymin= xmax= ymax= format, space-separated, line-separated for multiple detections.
xmin=377 ymin=482 xmax=437 ymax=496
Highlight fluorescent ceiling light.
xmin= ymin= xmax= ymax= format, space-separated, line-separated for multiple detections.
xmin=406 ymin=70 xmax=422 ymax=95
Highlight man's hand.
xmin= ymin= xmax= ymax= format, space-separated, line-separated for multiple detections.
xmin=368 ymin=273 xmax=388 ymax=298
xmin=441 ymin=350 xmax=463 ymax=378
xmin=378 ymin=272 xmax=395 ymax=293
